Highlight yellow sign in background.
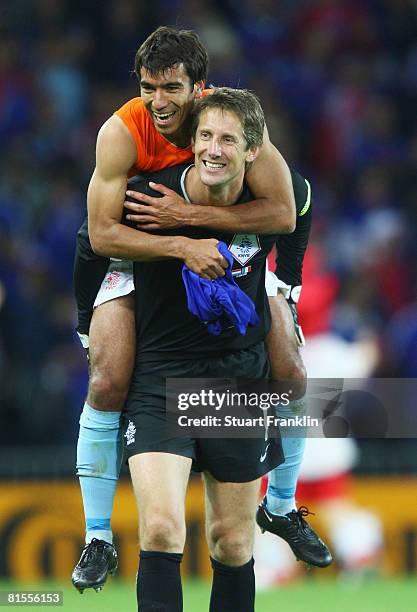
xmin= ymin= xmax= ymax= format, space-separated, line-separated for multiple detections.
xmin=0 ymin=477 xmax=416 ymax=581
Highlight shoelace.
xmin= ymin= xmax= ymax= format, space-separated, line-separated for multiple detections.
xmin=288 ymin=506 xmax=315 ymax=530
xmin=79 ymin=538 xmax=107 ymax=566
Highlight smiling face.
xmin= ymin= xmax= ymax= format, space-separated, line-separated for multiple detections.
xmin=193 ymin=108 xmax=259 ymax=189
xmin=140 ymin=64 xmax=203 ymax=144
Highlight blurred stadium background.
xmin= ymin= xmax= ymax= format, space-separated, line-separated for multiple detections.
xmin=1 ymin=0 xmax=417 ymax=610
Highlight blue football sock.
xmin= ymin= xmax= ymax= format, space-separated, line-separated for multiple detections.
xmin=267 ymin=399 xmax=306 ymax=516
xmin=76 ymin=403 xmax=123 ymax=544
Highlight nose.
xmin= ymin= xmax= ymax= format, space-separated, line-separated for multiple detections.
xmin=208 ymin=138 xmax=221 ymax=158
xmin=152 ymin=89 xmax=168 ymax=111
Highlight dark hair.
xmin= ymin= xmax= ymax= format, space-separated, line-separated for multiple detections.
xmin=134 ymin=26 xmax=208 ymax=85
xmin=191 ymin=87 xmax=265 ymax=149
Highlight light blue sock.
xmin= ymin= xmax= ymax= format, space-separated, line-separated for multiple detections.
xmin=266 ymin=399 xmax=307 ymax=516
xmin=76 ymin=403 xmax=123 ymax=544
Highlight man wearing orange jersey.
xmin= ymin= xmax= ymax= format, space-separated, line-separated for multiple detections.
xmin=72 ymin=26 xmax=330 ymax=595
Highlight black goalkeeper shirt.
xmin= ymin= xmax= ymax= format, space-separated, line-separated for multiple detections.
xmin=131 ymin=164 xmax=278 ymax=364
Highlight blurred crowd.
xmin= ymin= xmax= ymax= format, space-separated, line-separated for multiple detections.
xmin=1 ymin=0 xmax=417 ymax=448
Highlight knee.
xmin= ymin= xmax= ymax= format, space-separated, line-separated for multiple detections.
xmin=290 ymin=356 xmax=307 ymax=382
xmin=286 ymin=357 xmax=307 ymax=389
xmin=208 ymin=521 xmax=253 ymax=566
xmin=288 ymin=358 xmax=307 ymax=398
xmin=271 ymin=356 xmax=307 ymax=399
xmin=141 ymin=514 xmax=185 ymax=553
xmin=88 ymin=367 xmax=128 ymax=410
xmin=273 ymin=353 xmax=307 ymax=382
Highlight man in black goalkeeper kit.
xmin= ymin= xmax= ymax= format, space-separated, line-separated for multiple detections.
xmin=72 ymin=26 xmax=331 ymax=600
xmin=127 ymin=88 xmax=276 ymax=612
xmin=77 ymin=88 xmax=324 ymax=611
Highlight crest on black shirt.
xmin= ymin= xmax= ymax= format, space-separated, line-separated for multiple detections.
xmin=229 ymin=234 xmax=261 ymax=266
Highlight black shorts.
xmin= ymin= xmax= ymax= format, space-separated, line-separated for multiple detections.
xmin=123 ymin=343 xmax=283 ymax=483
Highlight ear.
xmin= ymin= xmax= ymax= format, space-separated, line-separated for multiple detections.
xmin=194 ymin=81 xmax=205 ymax=96
xmin=245 ymin=146 xmax=260 ymax=163
xmin=191 ymin=137 xmax=195 ymax=153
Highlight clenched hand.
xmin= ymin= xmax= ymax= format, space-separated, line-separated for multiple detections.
xmin=181 ymin=238 xmax=228 ymax=280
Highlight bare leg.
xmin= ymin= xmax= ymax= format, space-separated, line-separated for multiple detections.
xmin=129 ymin=452 xmax=191 ymax=552
xmin=87 ymin=295 xmax=136 ymax=410
xmin=266 ymin=294 xmax=306 ymax=391
xmin=205 ymin=474 xmax=260 ymax=565
xmin=129 ymin=452 xmax=192 ymax=611
xmin=204 ymin=473 xmax=260 ymax=612
xmin=72 ymin=294 xmax=137 ymax=592
xmin=76 ymin=295 xmax=135 ymax=544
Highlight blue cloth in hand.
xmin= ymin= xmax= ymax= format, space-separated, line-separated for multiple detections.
xmin=181 ymin=241 xmax=259 ymax=336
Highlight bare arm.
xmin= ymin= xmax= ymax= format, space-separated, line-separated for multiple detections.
xmin=87 ymin=116 xmax=227 ymax=278
xmin=242 ymin=126 xmax=296 ymax=233
xmin=124 ymin=126 xmax=296 ymax=234
xmin=88 ymin=114 xmax=144 ymax=258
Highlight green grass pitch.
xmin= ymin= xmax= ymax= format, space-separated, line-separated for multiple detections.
xmin=0 ymin=578 xmax=416 ymax=611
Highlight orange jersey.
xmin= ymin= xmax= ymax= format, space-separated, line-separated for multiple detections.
xmin=114 ymin=97 xmax=194 ymax=176
xmin=114 ymin=90 xmax=212 ymax=176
